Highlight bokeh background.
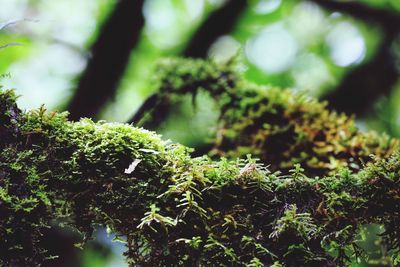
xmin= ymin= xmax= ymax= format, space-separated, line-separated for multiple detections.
xmin=1 ymin=0 xmax=400 ymax=266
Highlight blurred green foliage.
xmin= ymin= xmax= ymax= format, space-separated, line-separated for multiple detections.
xmin=0 ymin=0 xmax=393 ymax=122
xmin=1 ymin=0 xmax=400 ymax=266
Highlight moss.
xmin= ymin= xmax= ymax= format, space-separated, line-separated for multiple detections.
xmin=146 ymin=58 xmax=398 ymax=176
xmin=2 ymin=87 xmax=400 ymax=266
xmin=2 ymin=58 xmax=400 ymax=266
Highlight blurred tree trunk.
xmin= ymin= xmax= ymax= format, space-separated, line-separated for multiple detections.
xmin=183 ymin=0 xmax=247 ymax=58
xmin=67 ymin=0 xmax=145 ymax=120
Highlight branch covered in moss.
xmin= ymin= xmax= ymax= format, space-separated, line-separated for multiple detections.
xmin=2 ymin=88 xmax=400 ymax=266
xmin=129 ymin=58 xmax=399 ymax=176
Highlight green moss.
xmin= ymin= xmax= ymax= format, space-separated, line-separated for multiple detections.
xmin=2 ymin=59 xmax=400 ymax=266
xmin=146 ymin=58 xmax=398 ymax=176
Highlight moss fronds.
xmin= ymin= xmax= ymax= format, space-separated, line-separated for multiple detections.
xmin=148 ymin=58 xmax=398 ymax=176
xmin=2 ymin=89 xmax=400 ymax=266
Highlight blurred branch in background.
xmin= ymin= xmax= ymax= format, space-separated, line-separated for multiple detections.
xmin=0 ymin=19 xmax=38 ymax=31
xmin=128 ymin=92 xmax=167 ymax=127
xmin=0 ymin=42 xmax=21 ymax=50
xmin=311 ymin=0 xmax=400 ymax=116
xmin=1 ymin=19 xmax=87 ymax=56
xmin=0 ymin=19 xmax=33 ymax=50
xmin=67 ymin=0 xmax=145 ymax=121
xmin=183 ymin=0 xmax=246 ymax=57
xmin=130 ymin=0 xmax=247 ymax=129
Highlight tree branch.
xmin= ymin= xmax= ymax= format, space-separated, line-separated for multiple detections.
xmin=67 ymin=0 xmax=145 ymax=120
xmin=2 ymin=88 xmax=400 ymax=266
xmin=183 ymin=0 xmax=247 ymax=58
xmin=310 ymin=0 xmax=400 ymax=115
xmin=130 ymin=0 xmax=247 ymax=129
xmin=128 ymin=58 xmax=398 ymax=176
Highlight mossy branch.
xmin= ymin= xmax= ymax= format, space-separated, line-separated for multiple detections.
xmin=2 ymin=84 xmax=400 ymax=266
xmin=130 ymin=58 xmax=398 ymax=176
